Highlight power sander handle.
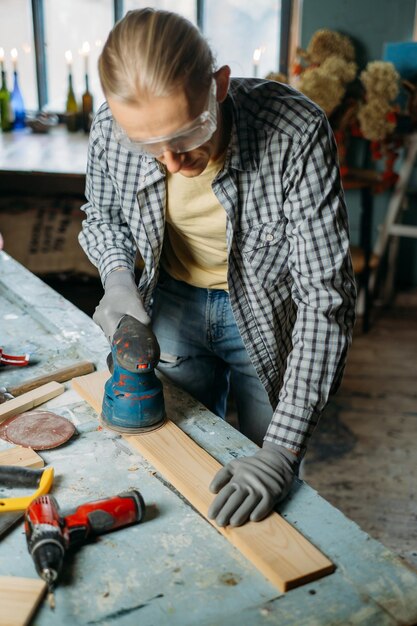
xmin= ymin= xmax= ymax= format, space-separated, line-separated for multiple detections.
xmin=113 ymin=315 xmax=160 ymax=372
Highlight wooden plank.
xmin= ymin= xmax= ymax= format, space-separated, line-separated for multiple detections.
xmin=0 ymin=446 xmax=44 ymax=468
xmin=0 ymin=382 xmax=64 ymax=424
xmin=73 ymin=371 xmax=335 ymax=592
xmin=0 ymin=576 xmax=46 ymax=626
xmin=9 ymin=360 xmax=95 ymax=396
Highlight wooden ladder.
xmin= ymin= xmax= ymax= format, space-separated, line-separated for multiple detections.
xmin=371 ymin=132 xmax=417 ymax=303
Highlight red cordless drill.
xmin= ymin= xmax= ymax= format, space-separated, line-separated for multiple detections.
xmin=24 ymin=490 xmax=145 ymax=602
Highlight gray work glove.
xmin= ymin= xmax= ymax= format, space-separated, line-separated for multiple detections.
xmin=208 ymin=442 xmax=299 ymax=527
xmin=93 ymin=270 xmax=150 ymax=343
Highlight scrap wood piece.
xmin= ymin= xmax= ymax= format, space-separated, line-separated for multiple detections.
xmin=0 ymin=576 xmax=46 ymax=626
xmin=8 ymin=360 xmax=95 ymax=397
xmin=0 ymin=446 xmax=44 ymax=468
xmin=0 ymin=382 xmax=64 ymax=424
xmin=72 ymin=370 xmax=335 ymax=592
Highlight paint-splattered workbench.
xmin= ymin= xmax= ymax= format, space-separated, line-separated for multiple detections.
xmin=1 ymin=251 xmax=417 ymax=626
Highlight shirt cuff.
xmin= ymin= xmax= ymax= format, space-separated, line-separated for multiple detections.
xmin=264 ymin=400 xmax=321 ymax=454
xmin=98 ymin=251 xmax=136 ymax=286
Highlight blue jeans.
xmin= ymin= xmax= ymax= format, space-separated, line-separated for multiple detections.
xmin=151 ymin=271 xmax=273 ymax=446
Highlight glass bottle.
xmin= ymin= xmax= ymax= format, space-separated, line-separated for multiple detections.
xmin=82 ymin=73 xmax=93 ymax=133
xmin=65 ymin=72 xmax=79 ymax=132
xmin=10 ymin=70 xmax=25 ymax=129
xmin=0 ymin=70 xmax=12 ymax=132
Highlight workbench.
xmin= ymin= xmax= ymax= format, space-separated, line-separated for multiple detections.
xmin=0 ymin=127 xmax=87 ymax=196
xmin=1 ymin=251 xmax=417 ymax=626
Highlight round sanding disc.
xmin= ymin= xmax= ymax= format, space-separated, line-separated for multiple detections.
xmin=0 ymin=409 xmax=76 ymax=450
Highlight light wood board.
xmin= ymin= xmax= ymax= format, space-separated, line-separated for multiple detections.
xmin=9 ymin=360 xmax=95 ymax=396
xmin=72 ymin=370 xmax=335 ymax=592
xmin=0 ymin=382 xmax=64 ymax=424
xmin=0 ymin=446 xmax=44 ymax=468
xmin=0 ymin=576 xmax=46 ymax=626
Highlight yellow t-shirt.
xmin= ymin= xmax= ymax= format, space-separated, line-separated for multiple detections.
xmin=161 ymin=154 xmax=228 ymax=290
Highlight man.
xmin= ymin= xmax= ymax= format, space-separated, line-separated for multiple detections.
xmin=79 ymin=8 xmax=356 ymax=528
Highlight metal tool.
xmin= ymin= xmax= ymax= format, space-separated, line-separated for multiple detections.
xmin=25 ymin=490 xmax=146 ymax=604
xmin=0 ymin=360 xmax=95 ymax=404
xmin=101 ymin=315 xmax=165 ymax=434
xmin=0 ymin=465 xmax=54 ymax=537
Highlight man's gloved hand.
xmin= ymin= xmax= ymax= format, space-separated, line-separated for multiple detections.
xmin=208 ymin=442 xmax=299 ymax=527
xmin=93 ymin=270 xmax=150 ymax=343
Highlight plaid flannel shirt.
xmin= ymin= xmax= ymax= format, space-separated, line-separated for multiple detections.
xmin=79 ymin=78 xmax=356 ymax=454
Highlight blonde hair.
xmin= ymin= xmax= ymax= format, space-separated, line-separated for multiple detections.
xmin=99 ymin=9 xmax=215 ymax=103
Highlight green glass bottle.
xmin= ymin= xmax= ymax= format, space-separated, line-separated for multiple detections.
xmin=82 ymin=73 xmax=93 ymax=133
xmin=0 ymin=70 xmax=12 ymax=132
xmin=65 ymin=72 xmax=79 ymax=132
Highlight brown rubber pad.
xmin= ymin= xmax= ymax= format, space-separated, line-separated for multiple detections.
xmin=0 ymin=410 xmax=76 ymax=450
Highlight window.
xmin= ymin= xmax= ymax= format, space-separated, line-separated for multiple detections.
xmin=44 ymin=0 xmax=113 ymax=111
xmin=0 ymin=0 xmax=37 ymax=110
xmin=0 ymin=0 xmax=288 ymax=113
xmin=204 ymin=0 xmax=280 ymax=78
xmin=124 ymin=0 xmax=196 ymax=24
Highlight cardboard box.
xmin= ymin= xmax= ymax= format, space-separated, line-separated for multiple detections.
xmin=0 ymin=196 xmax=98 ymax=277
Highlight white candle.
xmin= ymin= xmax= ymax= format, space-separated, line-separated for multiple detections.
xmin=253 ymin=48 xmax=261 ymax=78
xmin=81 ymin=41 xmax=90 ymax=76
xmin=0 ymin=48 xmax=5 ymax=73
xmin=65 ymin=50 xmax=73 ymax=75
xmin=11 ymin=48 xmax=18 ymax=72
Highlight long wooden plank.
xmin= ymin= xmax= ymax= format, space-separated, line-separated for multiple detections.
xmin=0 ymin=382 xmax=64 ymax=424
xmin=0 ymin=576 xmax=46 ymax=626
xmin=0 ymin=446 xmax=44 ymax=468
xmin=72 ymin=371 xmax=335 ymax=592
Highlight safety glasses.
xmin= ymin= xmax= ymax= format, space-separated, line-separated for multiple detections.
xmin=112 ymin=78 xmax=218 ymax=157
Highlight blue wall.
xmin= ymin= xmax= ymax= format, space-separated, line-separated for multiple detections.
xmin=300 ymin=0 xmax=417 ymax=286
xmin=301 ymin=0 xmax=416 ymax=66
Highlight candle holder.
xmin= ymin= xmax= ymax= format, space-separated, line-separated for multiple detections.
xmin=11 ymin=70 xmax=25 ymax=129
xmin=65 ymin=71 xmax=79 ymax=132
xmin=0 ymin=69 xmax=12 ymax=132
xmin=82 ymin=72 xmax=93 ymax=133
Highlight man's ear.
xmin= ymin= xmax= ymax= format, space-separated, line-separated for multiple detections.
xmin=214 ymin=65 xmax=231 ymax=103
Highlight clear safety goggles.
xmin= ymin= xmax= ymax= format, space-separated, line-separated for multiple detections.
xmin=112 ymin=78 xmax=218 ymax=157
